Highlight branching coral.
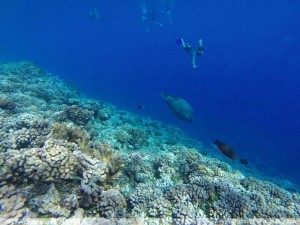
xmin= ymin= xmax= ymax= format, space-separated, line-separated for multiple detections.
xmin=81 ymin=142 xmax=124 ymax=188
xmin=130 ymin=183 xmax=171 ymax=218
xmin=0 ymin=138 xmax=107 ymax=183
xmin=64 ymin=105 xmax=94 ymax=125
xmin=209 ymin=190 xmax=252 ymax=219
xmin=125 ymin=148 xmax=300 ymax=221
xmin=0 ymin=183 xmax=32 ymax=224
xmin=130 ymin=182 xmax=206 ymax=224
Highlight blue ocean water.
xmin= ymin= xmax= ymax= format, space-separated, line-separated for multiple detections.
xmin=1 ymin=0 xmax=300 ymax=186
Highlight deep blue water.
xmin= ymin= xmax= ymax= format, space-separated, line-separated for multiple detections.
xmin=1 ymin=0 xmax=300 ymax=185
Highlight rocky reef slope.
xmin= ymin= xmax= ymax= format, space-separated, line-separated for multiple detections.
xmin=0 ymin=62 xmax=299 ymax=225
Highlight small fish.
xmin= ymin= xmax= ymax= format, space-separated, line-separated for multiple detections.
xmin=240 ymin=158 xmax=248 ymax=165
xmin=214 ymin=140 xmax=237 ymax=160
xmin=137 ymin=105 xmax=144 ymax=109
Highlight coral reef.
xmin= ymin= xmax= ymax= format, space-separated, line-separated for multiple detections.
xmin=51 ymin=122 xmax=90 ymax=151
xmin=0 ymin=138 xmax=109 ymax=197
xmin=0 ymin=113 xmax=50 ymax=150
xmin=0 ymin=95 xmax=15 ymax=111
xmin=0 ymin=184 xmax=27 ymax=224
xmin=98 ymin=189 xmax=126 ymax=218
xmin=63 ymin=193 xmax=79 ymax=211
xmin=88 ymin=142 xmax=124 ymax=187
xmin=64 ymin=105 xmax=94 ymax=125
xmin=77 ymin=182 xmax=103 ymax=209
xmin=126 ymin=147 xmax=300 ymax=223
xmin=0 ymin=62 xmax=299 ymax=225
xmin=31 ymin=184 xmax=71 ymax=217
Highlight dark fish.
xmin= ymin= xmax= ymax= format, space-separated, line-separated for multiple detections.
xmin=240 ymin=158 xmax=248 ymax=165
xmin=214 ymin=140 xmax=237 ymax=160
xmin=161 ymin=93 xmax=194 ymax=121
xmin=137 ymin=105 xmax=144 ymax=109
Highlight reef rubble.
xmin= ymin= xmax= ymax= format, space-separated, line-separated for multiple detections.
xmin=0 ymin=62 xmax=299 ymax=225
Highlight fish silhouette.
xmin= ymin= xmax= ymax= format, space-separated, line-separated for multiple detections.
xmin=137 ymin=105 xmax=144 ymax=109
xmin=240 ymin=158 xmax=248 ymax=165
xmin=214 ymin=140 xmax=237 ymax=160
xmin=161 ymin=93 xmax=194 ymax=121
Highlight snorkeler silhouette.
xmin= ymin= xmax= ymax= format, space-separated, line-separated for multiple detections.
xmin=163 ymin=0 xmax=174 ymax=23
xmin=177 ymin=38 xmax=204 ymax=69
xmin=140 ymin=0 xmax=164 ymax=32
xmin=89 ymin=7 xmax=101 ymax=20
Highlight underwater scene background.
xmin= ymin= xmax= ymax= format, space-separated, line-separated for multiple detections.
xmin=1 ymin=0 xmax=300 ymax=224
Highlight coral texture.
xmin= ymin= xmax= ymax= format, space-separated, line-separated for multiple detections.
xmin=0 ymin=138 xmax=107 ymax=182
xmin=0 ymin=62 xmax=299 ymax=225
xmin=0 ymin=184 xmax=27 ymax=224
xmin=64 ymin=105 xmax=94 ymax=125
xmin=31 ymin=184 xmax=71 ymax=217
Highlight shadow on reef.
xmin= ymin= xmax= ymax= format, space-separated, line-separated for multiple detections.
xmin=0 ymin=62 xmax=299 ymax=224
